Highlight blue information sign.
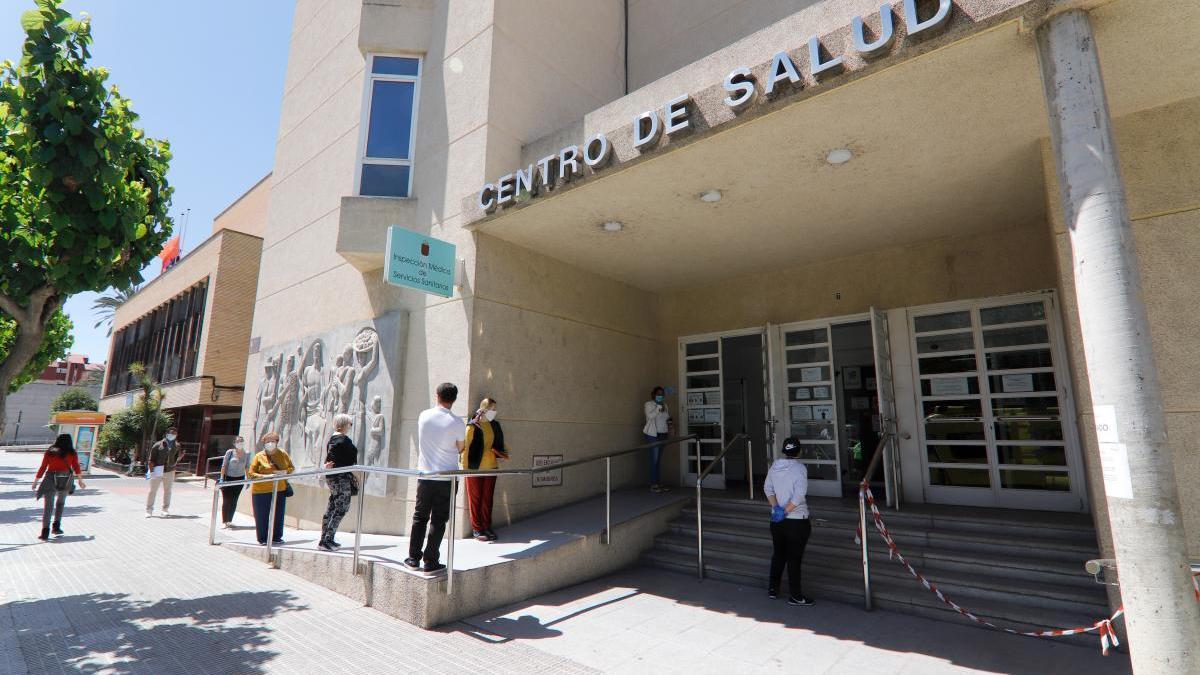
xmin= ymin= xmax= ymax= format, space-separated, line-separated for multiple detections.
xmin=384 ymin=226 xmax=456 ymax=298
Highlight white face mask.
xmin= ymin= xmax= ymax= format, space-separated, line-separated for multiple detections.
xmin=166 ymin=434 xmax=177 ymax=442
xmin=264 ymin=441 xmax=277 ymax=451
xmin=235 ymin=441 xmax=244 ymax=450
xmin=485 ymin=410 xmax=497 ymax=422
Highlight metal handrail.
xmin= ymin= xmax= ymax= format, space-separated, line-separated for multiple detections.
xmin=857 ymin=431 xmax=894 ymax=611
xmin=203 ymin=455 xmax=223 ymax=489
xmin=208 ymin=434 xmax=699 ymax=595
xmin=694 ymin=434 xmax=750 ymax=579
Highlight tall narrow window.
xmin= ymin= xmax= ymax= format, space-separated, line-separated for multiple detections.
xmin=358 ymin=55 xmax=421 ymax=198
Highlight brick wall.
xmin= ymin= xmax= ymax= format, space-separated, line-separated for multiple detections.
xmin=199 ymin=230 xmax=264 ymax=402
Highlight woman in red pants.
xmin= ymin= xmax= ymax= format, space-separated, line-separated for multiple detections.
xmin=461 ymin=397 xmax=509 ymax=541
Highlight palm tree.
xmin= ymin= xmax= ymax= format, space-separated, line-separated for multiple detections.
xmin=92 ymin=285 xmax=139 ymax=336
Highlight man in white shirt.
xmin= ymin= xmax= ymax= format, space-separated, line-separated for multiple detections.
xmin=763 ymin=437 xmax=813 ymax=606
xmin=405 ymin=383 xmax=465 ymax=573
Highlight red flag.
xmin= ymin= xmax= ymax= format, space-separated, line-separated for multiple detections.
xmin=158 ymin=236 xmax=180 ymax=271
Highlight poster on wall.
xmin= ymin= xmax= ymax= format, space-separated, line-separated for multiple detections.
xmin=792 ymin=387 xmax=811 ymax=401
xmin=688 ymin=408 xmax=705 ymax=423
xmin=843 ymin=367 xmax=862 ymax=390
xmin=704 ymin=408 xmax=721 ymax=424
xmin=812 ymin=404 xmax=834 ymax=421
xmin=800 ymin=367 xmax=824 ymax=383
xmin=704 ymin=391 xmax=721 ymax=405
xmin=687 ymin=392 xmax=705 ymax=406
xmin=532 ymin=455 xmax=564 ymax=487
xmin=812 ymin=386 xmax=831 ymax=400
xmin=930 ymin=377 xmax=970 ymax=397
xmin=791 ymin=406 xmax=813 ymax=422
xmin=1001 ymin=374 xmax=1035 ymax=393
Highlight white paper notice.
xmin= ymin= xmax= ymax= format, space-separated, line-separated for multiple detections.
xmin=1098 ymin=442 xmax=1133 ymax=499
xmin=1094 ymin=405 xmax=1119 ymax=443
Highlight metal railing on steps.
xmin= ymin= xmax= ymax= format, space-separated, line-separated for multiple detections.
xmin=858 ymin=431 xmax=895 ymax=611
xmin=210 ymin=434 xmax=698 ymax=595
xmin=694 ymin=434 xmax=750 ymax=579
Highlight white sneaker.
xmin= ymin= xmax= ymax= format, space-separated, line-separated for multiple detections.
xmin=144 ymin=512 xmax=153 ymax=518
xmin=161 ymin=511 xmax=170 ymax=518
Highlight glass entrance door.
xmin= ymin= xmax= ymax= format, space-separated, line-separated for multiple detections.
xmin=680 ymin=337 xmax=725 ymax=489
xmin=911 ymin=294 xmax=1085 ymax=511
xmin=776 ymin=321 xmax=841 ymax=497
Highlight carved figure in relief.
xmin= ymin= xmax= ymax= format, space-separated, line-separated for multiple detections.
xmin=275 ymin=353 xmax=302 ymax=455
xmin=301 ymin=340 xmax=327 ymax=466
xmin=347 ymin=329 xmax=379 ymax=449
xmin=254 ymin=355 xmax=280 ymax=441
xmin=366 ymin=395 xmax=386 ymax=466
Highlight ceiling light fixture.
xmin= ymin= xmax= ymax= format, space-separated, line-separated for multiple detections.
xmin=826 ymin=148 xmax=853 ymax=165
xmin=600 ymin=220 xmax=624 ymax=232
xmin=699 ymin=189 xmax=723 ymax=203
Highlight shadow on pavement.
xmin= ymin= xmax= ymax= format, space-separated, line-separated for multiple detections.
xmin=458 ymin=591 xmax=638 ymax=643
xmin=4 ymin=590 xmax=306 ymax=674
xmin=0 ymin=504 xmax=103 ymax=525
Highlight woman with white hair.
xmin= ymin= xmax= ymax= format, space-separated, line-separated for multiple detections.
xmin=319 ymin=413 xmax=360 ymax=551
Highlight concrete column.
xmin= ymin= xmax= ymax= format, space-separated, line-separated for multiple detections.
xmin=1036 ymin=9 xmax=1200 ymax=670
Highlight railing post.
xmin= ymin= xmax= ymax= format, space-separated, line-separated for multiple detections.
xmin=353 ymin=470 xmax=366 ymax=575
xmin=860 ymin=486 xmax=872 ymax=611
xmin=208 ymin=483 xmax=220 ymax=546
xmin=604 ymin=456 xmax=612 ymax=545
xmin=445 ymin=476 xmax=458 ymax=595
xmin=746 ymin=438 xmax=754 ymax=501
xmin=696 ymin=438 xmax=704 ymax=579
xmin=266 ymin=481 xmax=280 ymax=565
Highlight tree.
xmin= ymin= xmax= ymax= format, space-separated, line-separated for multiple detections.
xmin=128 ymin=361 xmax=165 ymax=471
xmin=0 ymin=309 xmax=72 ymax=393
xmin=50 ymin=386 xmax=97 ymax=412
xmin=0 ymin=0 xmax=173 ymax=438
xmin=91 ymin=284 xmax=138 ymax=336
xmin=97 ymin=402 xmax=171 ymax=465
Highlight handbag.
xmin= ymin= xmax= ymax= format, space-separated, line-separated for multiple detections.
xmin=263 ymin=451 xmax=295 ymax=498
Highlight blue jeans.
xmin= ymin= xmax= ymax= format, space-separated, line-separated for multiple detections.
xmin=646 ymin=433 xmax=667 ymax=485
xmin=252 ymin=491 xmax=287 ymax=544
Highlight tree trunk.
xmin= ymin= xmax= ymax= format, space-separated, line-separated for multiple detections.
xmin=0 ymin=290 xmax=60 ymax=441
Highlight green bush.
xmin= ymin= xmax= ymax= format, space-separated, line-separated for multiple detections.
xmin=50 ymin=387 xmax=98 ymax=413
xmin=96 ymin=402 xmax=172 ymax=465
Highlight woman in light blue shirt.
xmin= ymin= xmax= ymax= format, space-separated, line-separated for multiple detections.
xmin=219 ymin=436 xmax=250 ymax=528
xmin=763 ymin=437 xmax=813 ymax=606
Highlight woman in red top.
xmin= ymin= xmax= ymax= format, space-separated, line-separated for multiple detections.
xmin=33 ymin=434 xmax=87 ymax=541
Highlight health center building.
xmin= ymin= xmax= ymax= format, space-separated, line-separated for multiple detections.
xmin=244 ymin=0 xmax=1200 ymax=629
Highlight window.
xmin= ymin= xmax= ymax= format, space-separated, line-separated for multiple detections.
xmin=105 ymin=280 xmax=209 ymax=396
xmin=358 ymin=55 xmax=421 ymax=198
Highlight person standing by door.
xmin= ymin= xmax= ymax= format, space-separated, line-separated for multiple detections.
xmin=462 ymin=397 xmax=510 ymax=542
xmin=405 ymin=383 xmax=465 ymax=574
xmin=146 ymin=426 xmax=183 ymax=518
xmin=643 ymin=386 xmax=672 ymax=493
xmin=764 ymin=437 xmax=814 ymax=606
xmin=219 ymin=436 xmax=250 ymax=528
xmin=32 ymin=434 xmax=87 ymax=540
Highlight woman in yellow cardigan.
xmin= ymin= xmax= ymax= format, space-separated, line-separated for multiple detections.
xmin=246 ymin=431 xmax=295 ymax=545
xmin=462 ymin=397 xmax=509 ymax=542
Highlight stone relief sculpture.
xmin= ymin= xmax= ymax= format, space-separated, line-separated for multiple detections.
xmin=249 ymin=315 xmax=400 ymax=497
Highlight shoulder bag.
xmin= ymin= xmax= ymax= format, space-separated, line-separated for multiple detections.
xmin=263 ymin=451 xmax=295 ymax=498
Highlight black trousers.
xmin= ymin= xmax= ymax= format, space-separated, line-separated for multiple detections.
xmin=769 ymin=518 xmax=812 ymax=598
xmin=220 ymin=480 xmax=243 ymax=524
xmin=409 ymin=480 xmax=452 ymax=564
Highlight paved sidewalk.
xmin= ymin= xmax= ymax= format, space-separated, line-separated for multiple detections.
xmin=0 ymin=450 xmax=1133 ymax=674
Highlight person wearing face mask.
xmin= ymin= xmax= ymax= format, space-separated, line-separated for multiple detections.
xmin=246 ymin=431 xmax=295 ymax=545
xmin=461 ymin=397 xmax=510 ymax=542
xmin=319 ymin=414 xmax=360 ymax=551
xmin=643 ymin=386 xmax=673 ymax=493
xmin=219 ymin=436 xmax=250 ymax=529
xmin=146 ymin=426 xmax=184 ymax=518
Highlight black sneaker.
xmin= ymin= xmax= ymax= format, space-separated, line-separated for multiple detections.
xmin=473 ymin=531 xmax=489 ymax=542
xmin=51 ymin=524 xmax=64 ymax=536
xmin=318 ymin=541 xmax=336 ymax=552
xmin=329 ymin=541 xmax=343 ymax=548
xmin=423 ymin=561 xmax=446 ymax=574
xmin=768 ymin=589 xmax=778 ymax=600
xmin=485 ymin=529 xmax=498 ymax=542
xmin=403 ymin=557 xmax=422 ymax=569
xmin=788 ymin=596 xmax=814 ymax=606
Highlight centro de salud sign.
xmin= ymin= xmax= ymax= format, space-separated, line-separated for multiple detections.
xmin=384 ymin=226 xmax=456 ymax=298
xmin=477 ymin=0 xmax=952 ymax=213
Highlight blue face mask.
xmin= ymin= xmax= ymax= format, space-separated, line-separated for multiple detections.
xmin=655 ymin=395 xmax=664 ymax=403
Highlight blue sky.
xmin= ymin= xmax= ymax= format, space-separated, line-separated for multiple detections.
xmin=0 ymin=0 xmax=295 ymax=363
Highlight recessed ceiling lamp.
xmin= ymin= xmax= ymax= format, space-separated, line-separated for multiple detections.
xmin=699 ymin=189 xmax=722 ymax=203
xmin=826 ymin=148 xmax=853 ymax=165
xmin=600 ymin=220 xmax=623 ymax=232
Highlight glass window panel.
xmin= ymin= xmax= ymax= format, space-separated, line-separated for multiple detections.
xmin=365 ymin=81 xmax=415 ymax=159
xmin=986 ymin=348 xmax=1053 ymax=371
xmin=929 ymin=467 xmax=990 ymax=488
xmin=914 ymin=311 xmax=971 ymax=333
xmin=994 ymin=420 xmax=1063 ymax=442
xmin=924 ymin=422 xmax=985 ymax=441
xmin=359 ymin=163 xmax=411 ymax=198
xmin=921 ymin=378 xmax=980 ymax=397
xmin=787 ymin=366 xmax=830 ymax=384
xmin=785 ymin=328 xmax=827 ymax=346
xmin=916 ymin=332 xmax=974 ymax=354
xmin=372 ymin=55 xmax=420 ymax=76
xmin=990 ymin=396 xmax=1060 ymax=418
xmin=786 ymin=346 xmax=829 ymax=365
xmin=922 ymin=399 xmax=983 ymax=419
xmin=790 ymin=421 xmax=836 ymax=441
xmin=686 ymin=374 xmax=720 ymax=389
xmin=802 ymin=463 xmax=838 ymax=481
xmin=998 ymin=445 xmax=1067 ymax=466
xmin=1000 ymin=470 xmax=1070 ymax=491
xmin=987 ymin=372 xmax=1056 ymax=394
xmin=690 ymin=424 xmax=722 ymax=440
xmin=926 ymin=444 xmax=989 ymax=464
xmin=980 ymin=302 xmax=1046 ymax=326
xmin=794 ymin=444 xmax=837 ymax=461
xmin=686 ymin=356 xmax=719 ymax=372
xmin=686 ymin=341 xmax=718 ymax=357
xmin=983 ymin=325 xmax=1050 ymax=349
xmin=917 ymin=354 xmax=977 ymax=375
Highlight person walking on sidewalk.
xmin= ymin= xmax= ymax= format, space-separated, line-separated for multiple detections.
xmin=247 ymin=431 xmax=295 ymax=546
xmin=643 ymin=386 xmax=673 ymax=493
xmin=405 ymin=382 xmax=465 ymax=574
xmin=32 ymin=434 xmax=87 ymax=540
xmin=319 ymin=414 xmax=360 ymax=552
xmin=219 ymin=436 xmax=250 ymax=528
xmin=764 ymin=437 xmax=814 ymax=606
xmin=146 ymin=426 xmax=183 ymax=518
xmin=462 ymin=397 xmax=510 ymax=542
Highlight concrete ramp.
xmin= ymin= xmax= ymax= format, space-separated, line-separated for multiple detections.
xmin=219 ymin=489 xmax=686 ymax=628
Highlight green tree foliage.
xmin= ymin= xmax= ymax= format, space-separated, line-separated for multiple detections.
xmin=97 ymin=401 xmax=172 ymax=465
xmin=0 ymin=0 xmax=173 ymax=435
xmin=91 ymin=283 xmax=138 ymax=336
xmin=0 ymin=309 xmax=72 ymax=393
xmin=49 ymin=385 xmax=97 ymax=412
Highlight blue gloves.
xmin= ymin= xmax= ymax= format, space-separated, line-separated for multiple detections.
xmin=770 ymin=506 xmax=787 ymax=523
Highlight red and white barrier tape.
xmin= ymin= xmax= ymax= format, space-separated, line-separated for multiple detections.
xmin=856 ymin=483 xmax=1200 ymax=656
